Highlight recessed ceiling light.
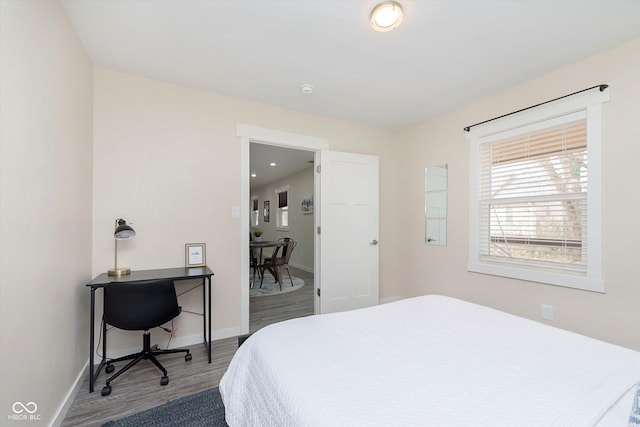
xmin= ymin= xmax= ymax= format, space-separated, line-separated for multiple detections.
xmin=370 ymin=1 xmax=403 ymax=32
xmin=251 ymin=173 xmax=257 ymax=178
xmin=270 ymin=162 xmax=276 ymax=166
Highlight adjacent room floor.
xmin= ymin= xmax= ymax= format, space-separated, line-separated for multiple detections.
xmin=62 ymin=267 xmax=314 ymax=426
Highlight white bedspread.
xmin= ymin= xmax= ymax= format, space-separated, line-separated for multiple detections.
xmin=220 ymin=295 xmax=640 ymax=426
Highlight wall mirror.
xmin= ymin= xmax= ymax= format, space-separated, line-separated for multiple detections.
xmin=425 ymin=164 xmax=448 ymax=246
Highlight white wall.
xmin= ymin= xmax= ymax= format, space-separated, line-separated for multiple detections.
xmin=397 ymin=37 xmax=640 ymax=351
xmin=92 ymin=68 xmax=400 ymax=351
xmin=251 ymin=167 xmax=315 ymax=271
xmin=0 ymin=0 xmax=93 ymax=423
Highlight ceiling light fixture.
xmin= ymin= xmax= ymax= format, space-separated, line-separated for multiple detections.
xmin=370 ymin=1 xmax=403 ymax=32
xmin=300 ymin=84 xmax=314 ymax=95
xmin=270 ymin=162 xmax=276 ymax=166
xmin=251 ymin=173 xmax=257 ymax=178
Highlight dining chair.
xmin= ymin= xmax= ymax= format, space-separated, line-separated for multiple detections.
xmin=250 ymin=246 xmax=262 ymax=287
xmin=260 ymin=238 xmax=297 ymax=291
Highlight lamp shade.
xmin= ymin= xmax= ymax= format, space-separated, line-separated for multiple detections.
xmin=114 ymin=219 xmax=135 ymax=240
xmin=109 ymin=218 xmax=135 ymax=276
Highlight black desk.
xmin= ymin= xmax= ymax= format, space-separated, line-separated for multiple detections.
xmin=86 ymin=266 xmax=214 ymax=393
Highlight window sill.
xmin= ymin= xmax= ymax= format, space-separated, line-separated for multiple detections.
xmin=467 ymin=262 xmax=604 ymax=293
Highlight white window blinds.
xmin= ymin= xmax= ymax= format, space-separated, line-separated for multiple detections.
xmin=275 ymin=186 xmax=289 ymax=228
xmin=478 ymin=114 xmax=587 ymax=274
xmin=467 ymin=86 xmax=608 ymax=292
xmin=251 ymin=198 xmax=259 ymax=226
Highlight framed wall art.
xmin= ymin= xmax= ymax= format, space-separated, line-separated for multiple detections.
xmin=301 ymin=195 xmax=313 ymax=214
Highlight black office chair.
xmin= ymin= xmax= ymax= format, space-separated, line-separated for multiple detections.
xmin=101 ymin=278 xmax=192 ymax=396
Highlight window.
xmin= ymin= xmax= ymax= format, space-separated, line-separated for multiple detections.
xmin=275 ymin=186 xmax=289 ymax=229
xmin=468 ymin=88 xmax=608 ymax=292
xmin=251 ymin=198 xmax=259 ymax=226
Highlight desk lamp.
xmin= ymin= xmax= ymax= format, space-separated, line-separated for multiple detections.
xmin=108 ymin=218 xmax=136 ymax=276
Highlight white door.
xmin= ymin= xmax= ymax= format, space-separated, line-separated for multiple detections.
xmin=318 ymin=150 xmax=379 ymax=314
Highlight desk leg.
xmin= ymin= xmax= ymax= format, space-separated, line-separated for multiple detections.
xmin=89 ymin=288 xmax=107 ymax=393
xmin=102 ymin=301 xmax=107 ymax=365
xmin=89 ymin=288 xmax=95 ymax=392
xmin=207 ymin=277 xmax=212 ymax=363
xmin=202 ymin=278 xmax=212 ymax=363
xmin=202 ymin=279 xmax=206 ymax=356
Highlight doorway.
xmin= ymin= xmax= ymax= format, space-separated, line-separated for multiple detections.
xmin=238 ymin=124 xmax=329 ymax=335
xmin=248 ymin=142 xmax=315 ymax=333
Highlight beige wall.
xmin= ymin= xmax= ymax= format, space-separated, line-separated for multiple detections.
xmin=397 ymin=37 xmax=640 ymax=351
xmin=251 ymin=167 xmax=315 ymax=271
xmin=93 ymin=68 xmax=399 ymax=351
xmin=0 ymin=0 xmax=93 ymax=424
xmin=5 ymin=2 xmax=638 ymax=422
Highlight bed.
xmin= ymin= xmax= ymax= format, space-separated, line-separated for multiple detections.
xmin=219 ymin=295 xmax=640 ymax=426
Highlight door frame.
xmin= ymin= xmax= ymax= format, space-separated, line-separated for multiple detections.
xmin=238 ymin=124 xmax=328 ymax=335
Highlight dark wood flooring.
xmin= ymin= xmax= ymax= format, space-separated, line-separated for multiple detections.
xmin=62 ymin=267 xmax=314 ymax=426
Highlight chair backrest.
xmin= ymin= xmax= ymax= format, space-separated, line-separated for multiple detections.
xmin=277 ymin=237 xmax=290 ymax=256
xmin=263 ymin=244 xmax=282 ymax=263
xmin=281 ymin=239 xmax=297 ymax=264
xmin=104 ymin=278 xmax=181 ymax=331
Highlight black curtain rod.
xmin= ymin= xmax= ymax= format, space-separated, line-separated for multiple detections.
xmin=463 ymin=84 xmax=608 ymax=132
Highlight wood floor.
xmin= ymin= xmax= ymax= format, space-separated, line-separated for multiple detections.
xmin=62 ymin=267 xmax=314 ymax=426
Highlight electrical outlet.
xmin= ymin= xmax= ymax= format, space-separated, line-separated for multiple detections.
xmin=541 ymin=304 xmax=553 ymax=321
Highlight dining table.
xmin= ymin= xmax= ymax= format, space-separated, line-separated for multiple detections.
xmin=249 ymin=240 xmax=286 ymax=287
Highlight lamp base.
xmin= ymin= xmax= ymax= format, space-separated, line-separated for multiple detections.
xmin=108 ymin=267 xmax=131 ymax=276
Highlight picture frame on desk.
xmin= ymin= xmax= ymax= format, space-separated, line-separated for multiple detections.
xmin=185 ymin=243 xmax=206 ymax=267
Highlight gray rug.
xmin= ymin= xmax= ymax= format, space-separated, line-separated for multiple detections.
xmin=101 ymin=387 xmax=226 ymax=427
xmin=250 ymin=274 xmax=304 ymax=297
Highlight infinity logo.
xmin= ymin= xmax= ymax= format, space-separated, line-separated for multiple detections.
xmin=12 ymin=402 xmax=37 ymax=414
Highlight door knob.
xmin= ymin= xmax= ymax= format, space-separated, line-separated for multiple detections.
xmin=370 ymin=239 xmax=379 ymax=245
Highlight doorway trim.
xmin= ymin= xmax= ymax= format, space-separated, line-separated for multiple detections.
xmin=238 ymin=124 xmax=328 ymax=334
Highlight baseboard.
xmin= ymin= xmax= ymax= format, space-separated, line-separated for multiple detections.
xmin=56 ymin=326 xmax=242 ymax=425
xmin=289 ymin=262 xmax=313 ymax=273
xmin=50 ymin=359 xmax=88 ymax=427
xmin=162 ymin=326 xmax=241 ymax=353
xmin=93 ymin=326 xmax=241 ymax=362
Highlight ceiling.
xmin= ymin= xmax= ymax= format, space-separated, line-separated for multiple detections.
xmin=62 ymin=0 xmax=640 ymax=189
xmin=63 ymin=0 xmax=640 ymax=132
xmin=249 ymin=143 xmax=314 ymax=190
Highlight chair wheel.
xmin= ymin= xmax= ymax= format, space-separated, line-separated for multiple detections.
xmin=101 ymin=386 xmax=112 ymax=396
xmin=185 ymin=353 xmax=192 ymax=362
xmin=160 ymin=376 xmax=169 ymax=386
xmin=105 ymin=364 xmax=115 ymax=374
